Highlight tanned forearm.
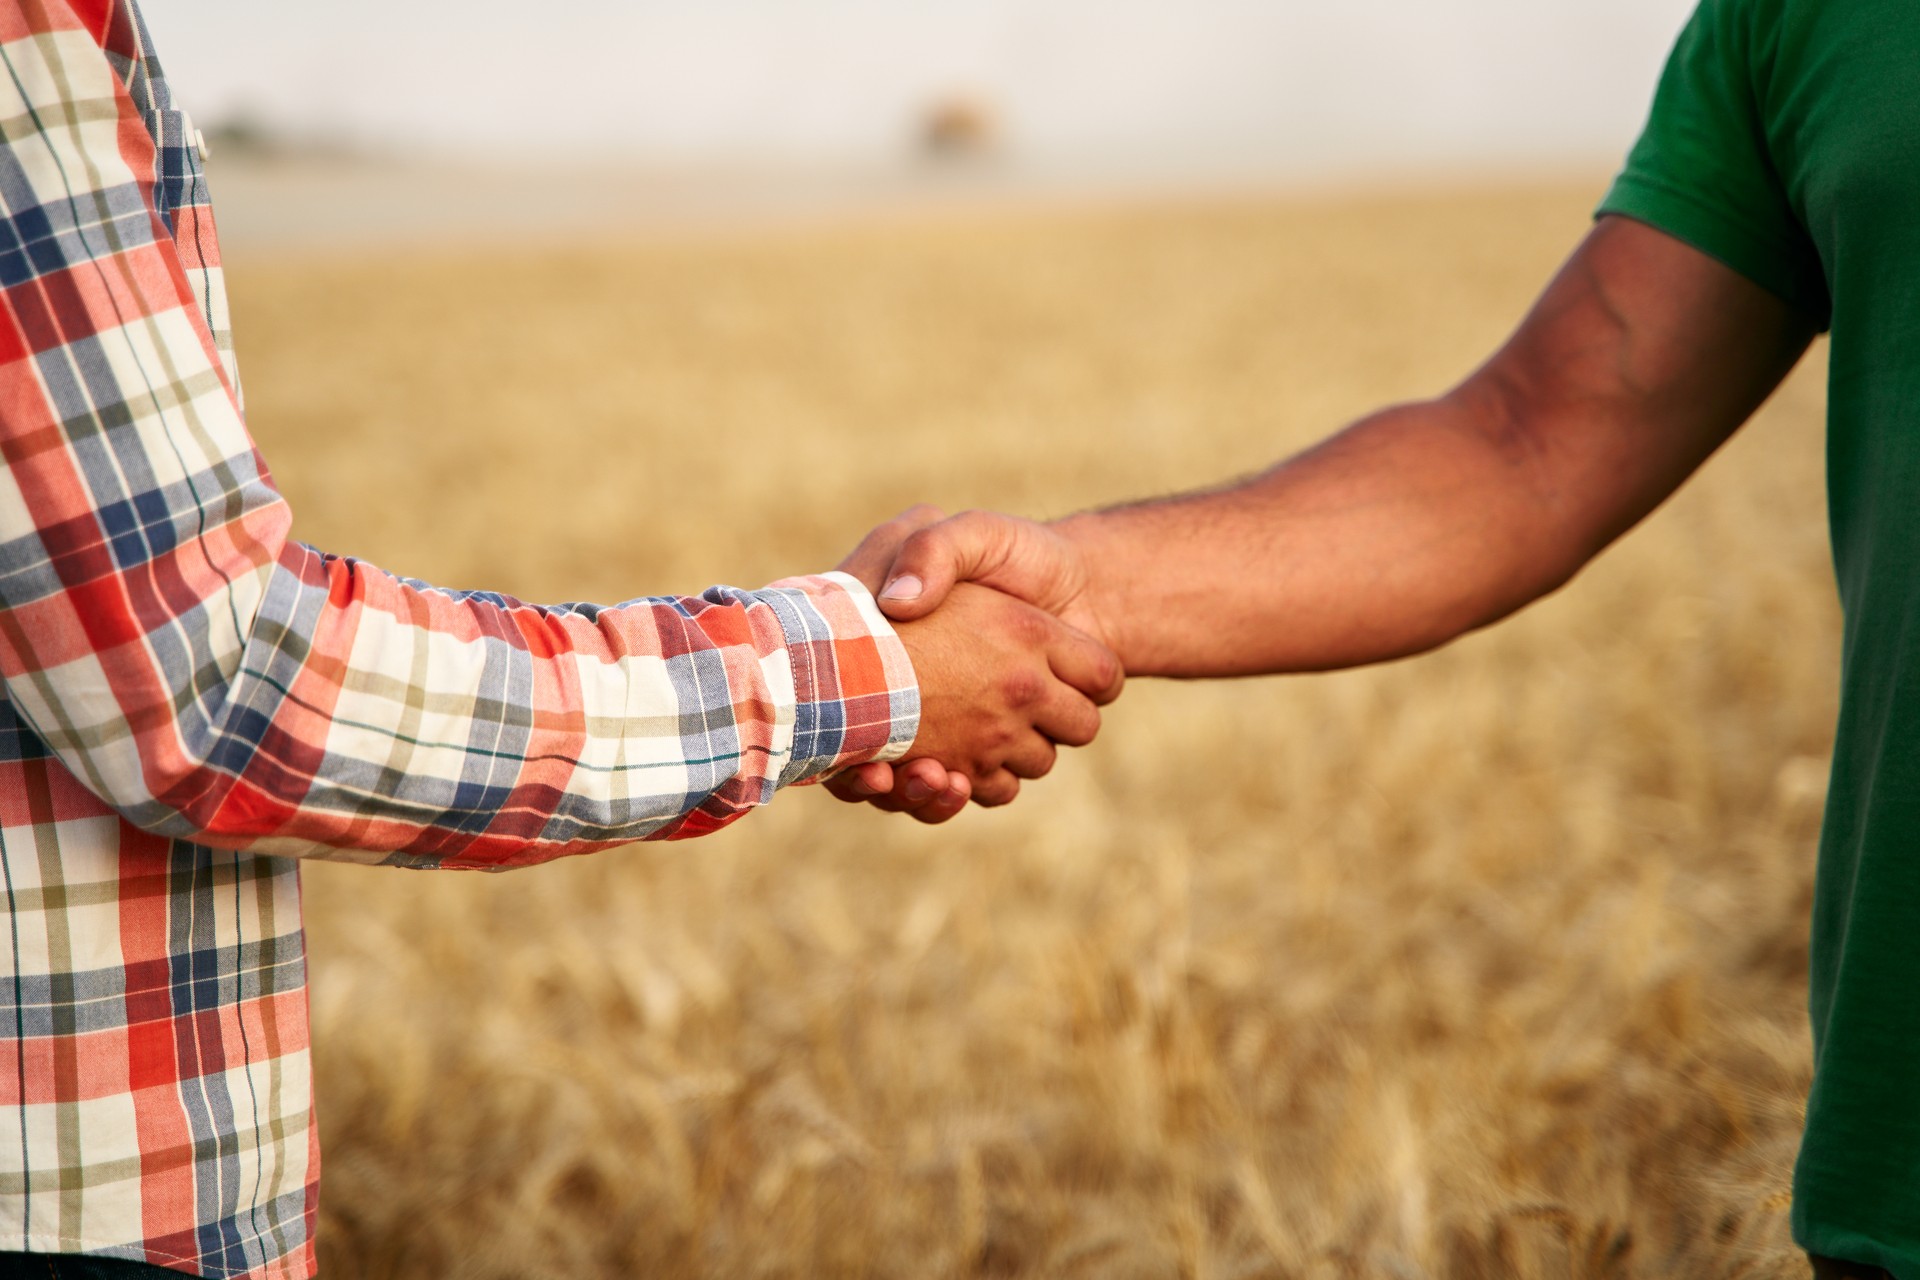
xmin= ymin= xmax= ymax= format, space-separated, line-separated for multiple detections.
xmin=1054 ymin=217 xmax=1816 ymax=679
xmin=1054 ymin=386 xmax=1585 ymax=677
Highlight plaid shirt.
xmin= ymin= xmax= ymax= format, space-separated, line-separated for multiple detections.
xmin=0 ymin=2 xmax=920 ymax=1275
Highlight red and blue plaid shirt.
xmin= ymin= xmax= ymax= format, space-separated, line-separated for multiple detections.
xmin=0 ymin=2 xmax=920 ymax=1274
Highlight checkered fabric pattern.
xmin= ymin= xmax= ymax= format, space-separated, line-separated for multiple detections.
xmin=0 ymin=1 xmax=921 ymax=1275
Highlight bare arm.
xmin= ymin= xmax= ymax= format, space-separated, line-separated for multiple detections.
xmin=875 ymin=217 xmax=1818 ymax=678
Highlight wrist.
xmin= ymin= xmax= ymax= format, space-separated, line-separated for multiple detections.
xmin=763 ymin=573 xmax=920 ymax=780
xmin=1046 ymin=511 xmax=1136 ymax=672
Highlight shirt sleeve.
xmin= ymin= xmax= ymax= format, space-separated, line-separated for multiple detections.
xmin=0 ymin=8 xmax=919 ymax=868
xmin=1597 ymin=0 xmax=1830 ymax=326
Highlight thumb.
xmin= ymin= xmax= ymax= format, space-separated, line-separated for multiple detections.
xmin=875 ymin=510 xmax=1016 ymax=621
xmin=837 ymin=504 xmax=947 ymax=594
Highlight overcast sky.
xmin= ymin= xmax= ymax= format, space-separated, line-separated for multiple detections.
xmin=141 ymin=0 xmax=1699 ymax=179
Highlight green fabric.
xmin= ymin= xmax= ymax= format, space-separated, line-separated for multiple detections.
xmin=1598 ymin=0 xmax=1920 ymax=1271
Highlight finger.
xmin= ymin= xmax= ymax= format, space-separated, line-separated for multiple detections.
xmin=837 ymin=504 xmax=947 ymax=593
xmin=895 ymin=757 xmax=953 ymax=806
xmin=1033 ymin=684 xmax=1103 ymax=749
xmin=1002 ymin=733 xmax=1059 ymax=782
xmin=969 ymin=770 xmax=1021 ymax=807
xmin=824 ymin=761 xmax=894 ymax=803
xmin=857 ymin=757 xmax=958 ymax=814
xmin=877 ymin=510 xmax=1021 ymax=622
xmin=1046 ymin=621 xmax=1125 ymax=706
xmin=909 ymin=774 xmax=972 ymax=824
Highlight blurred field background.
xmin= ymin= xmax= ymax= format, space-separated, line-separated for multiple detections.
xmin=218 ymin=179 xmax=1836 ymax=1279
xmin=157 ymin=0 xmax=1835 ymax=1273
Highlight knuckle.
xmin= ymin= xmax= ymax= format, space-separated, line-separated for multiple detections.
xmin=1013 ymin=609 xmax=1052 ymax=648
xmin=900 ymin=526 xmax=945 ymax=560
xmin=952 ymin=509 xmax=1003 ymax=549
xmin=1001 ymin=670 xmax=1047 ymax=710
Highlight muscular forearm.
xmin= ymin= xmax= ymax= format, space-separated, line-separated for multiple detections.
xmin=1052 ymin=220 xmax=1816 ymax=679
xmin=1057 ymin=384 xmax=1591 ymax=677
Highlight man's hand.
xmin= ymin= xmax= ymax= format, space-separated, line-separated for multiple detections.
xmin=837 ymin=503 xmax=1104 ymax=647
xmin=827 ymin=507 xmax=1121 ymax=822
xmin=827 ymin=582 xmax=1121 ymax=819
xmin=897 ymin=582 xmax=1118 ymax=800
xmin=828 ymin=505 xmax=968 ymax=820
xmin=873 ymin=510 xmax=1107 ymax=645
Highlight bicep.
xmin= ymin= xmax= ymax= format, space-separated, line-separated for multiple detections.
xmin=1470 ymin=214 xmax=1818 ymax=558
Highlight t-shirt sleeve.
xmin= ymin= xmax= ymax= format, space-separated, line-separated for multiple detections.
xmin=1598 ymin=0 xmax=1830 ymax=326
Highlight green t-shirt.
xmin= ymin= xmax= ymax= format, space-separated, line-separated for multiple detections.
xmin=1599 ymin=0 xmax=1920 ymax=1269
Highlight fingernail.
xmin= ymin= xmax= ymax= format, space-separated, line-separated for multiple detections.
xmin=846 ymin=777 xmax=879 ymax=798
xmin=904 ymin=778 xmax=935 ymax=803
xmin=879 ymin=575 xmax=923 ymax=602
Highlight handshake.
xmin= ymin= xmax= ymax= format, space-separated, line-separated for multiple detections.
xmin=825 ymin=505 xmax=1122 ymax=825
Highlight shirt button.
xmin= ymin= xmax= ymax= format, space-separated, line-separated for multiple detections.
xmin=195 ymin=128 xmax=210 ymax=163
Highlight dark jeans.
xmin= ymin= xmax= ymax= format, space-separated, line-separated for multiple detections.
xmin=1810 ymin=1256 xmax=1894 ymax=1280
xmin=0 ymin=1254 xmax=188 ymax=1279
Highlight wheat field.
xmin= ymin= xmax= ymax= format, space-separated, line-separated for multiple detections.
xmin=223 ymin=182 xmax=1837 ymax=1279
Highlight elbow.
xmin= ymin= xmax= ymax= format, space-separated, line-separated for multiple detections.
xmin=68 ymin=726 xmax=299 ymax=851
xmin=1444 ymin=374 xmax=1611 ymax=620
xmin=2 ymin=675 xmax=275 ymax=848
xmin=112 ymin=763 xmax=269 ymax=849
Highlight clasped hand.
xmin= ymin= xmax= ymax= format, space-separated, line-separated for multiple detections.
xmin=830 ymin=506 xmax=1115 ymax=823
